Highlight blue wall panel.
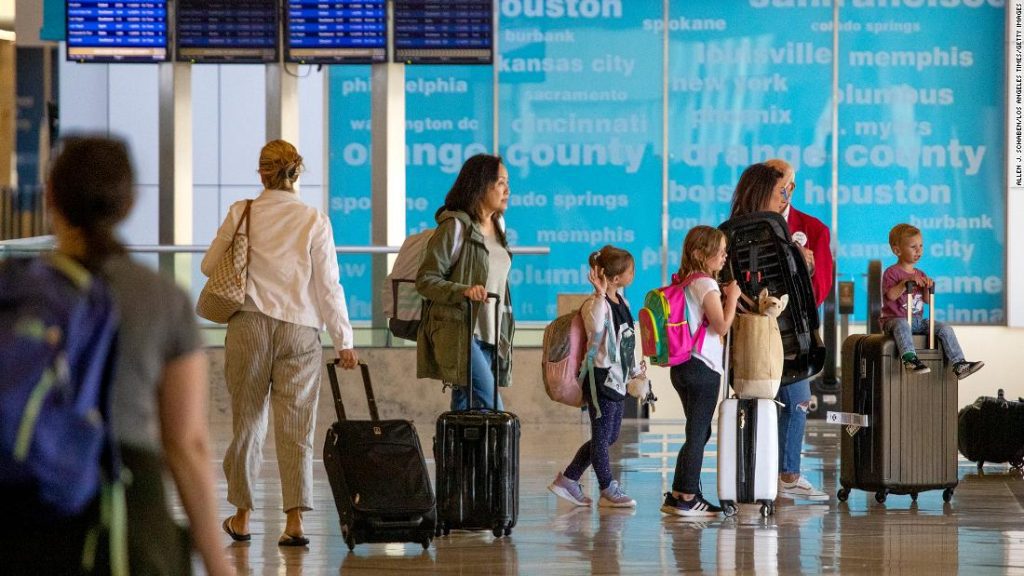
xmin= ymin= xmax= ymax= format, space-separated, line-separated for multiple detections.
xmin=327 ymin=1 xmax=1006 ymax=324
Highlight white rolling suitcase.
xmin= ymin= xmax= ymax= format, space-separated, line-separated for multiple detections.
xmin=717 ymin=325 xmax=778 ymax=518
xmin=717 ymin=397 xmax=779 ymax=517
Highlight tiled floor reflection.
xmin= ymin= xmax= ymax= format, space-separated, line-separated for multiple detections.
xmin=192 ymin=420 xmax=1024 ymax=575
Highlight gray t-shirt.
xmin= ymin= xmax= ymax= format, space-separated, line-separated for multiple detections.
xmin=102 ymin=254 xmax=203 ymax=452
xmin=475 ymin=231 xmax=511 ymax=345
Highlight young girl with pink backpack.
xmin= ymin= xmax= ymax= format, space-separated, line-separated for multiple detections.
xmin=547 ymin=245 xmax=645 ymax=508
xmin=659 ymin=226 xmax=741 ymax=517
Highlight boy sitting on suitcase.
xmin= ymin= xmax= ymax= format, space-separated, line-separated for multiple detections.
xmin=881 ymin=223 xmax=984 ymax=379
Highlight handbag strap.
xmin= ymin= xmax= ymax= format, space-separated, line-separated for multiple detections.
xmin=233 ymin=200 xmax=253 ymax=265
xmin=737 ymin=292 xmax=758 ymax=314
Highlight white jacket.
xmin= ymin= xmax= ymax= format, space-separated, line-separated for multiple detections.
xmin=580 ymin=291 xmax=644 ymax=398
xmin=201 ymin=189 xmax=354 ymax=351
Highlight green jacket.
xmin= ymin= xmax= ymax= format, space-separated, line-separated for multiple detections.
xmin=416 ymin=209 xmax=515 ymax=388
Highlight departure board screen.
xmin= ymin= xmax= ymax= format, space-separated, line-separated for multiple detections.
xmin=66 ymin=0 xmax=169 ymax=63
xmin=393 ymin=0 xmax=493 ymax=64
xmin=285 ymin=1 xmax=387 ymax=64
xmin=176 ymin=0 xmax=279 ymax=63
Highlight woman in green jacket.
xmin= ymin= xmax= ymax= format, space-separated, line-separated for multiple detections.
xmin=416 ymin=154 xmax=515 ymax=410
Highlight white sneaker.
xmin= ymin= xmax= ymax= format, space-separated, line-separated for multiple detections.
xmin=778 ymin=476 xmax=829 ymax=501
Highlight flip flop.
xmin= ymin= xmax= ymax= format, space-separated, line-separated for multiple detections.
xmin=278 ymin=533 xmax=310 ymax=547
xmin=222 ymin=516 xmax=251 ymax=542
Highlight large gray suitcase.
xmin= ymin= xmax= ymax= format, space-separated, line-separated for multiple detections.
xmin=837 ymin=272 xmax=958 ymax=504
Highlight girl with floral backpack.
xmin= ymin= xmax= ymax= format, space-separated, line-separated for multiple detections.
xmin=548 ymin=245 xmax=645 ymax=508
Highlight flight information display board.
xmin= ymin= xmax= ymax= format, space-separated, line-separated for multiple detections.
xmin=176 ymin=0 xmax=279 ymax=63
xmin=285 ymin=0 xmax=387 ymax=64
xmin=66 ymin=0 xmax=169 ymax=63
xmin=393 ymin=0 xmax=493 ymax=64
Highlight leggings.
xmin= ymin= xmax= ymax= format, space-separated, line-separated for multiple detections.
xmin=563 ymin=393 xmax=624 ymax=490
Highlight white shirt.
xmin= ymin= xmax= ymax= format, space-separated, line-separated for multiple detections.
xmin=685 ymin=277 xmax=725 ymax=375
xmin=475 ymin=231 xmax=511 ymax=345
xmin=201 ymin=189 xmax=354 ymax=351
xmin=580 ymin=292 xmax=643 ymax=377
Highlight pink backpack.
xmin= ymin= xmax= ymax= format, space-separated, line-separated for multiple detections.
xmin=541 ymin=310 xmax=587 ymax=407
xmin=638 ymin=273 xmax=709 ymax=367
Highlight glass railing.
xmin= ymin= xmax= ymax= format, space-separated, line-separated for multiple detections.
xmin=1 ymin=236 xmax=551 ymax=347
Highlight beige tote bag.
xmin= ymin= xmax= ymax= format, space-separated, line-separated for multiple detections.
xmin=731 ymin=291 xmax=786 ymax=399
xmin=196 ymin=200 xmax=252 ymax=324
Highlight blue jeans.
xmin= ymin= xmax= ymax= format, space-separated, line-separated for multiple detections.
xmin=450 ymin=338 xmax=504 ymax=411
xmin=881 ymin=317 xmax=964 ymax=364
xmin=777 ymin=379 xmax=811 ymax=475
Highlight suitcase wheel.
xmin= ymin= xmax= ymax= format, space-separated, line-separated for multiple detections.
xmin=874 ymin=490 xmax=887 ymax=503
xmin=421 ymin=538 xmax=431 ymax=550
xmin=721 ymin=502 xmax=737 ymax=517
xmin=943 ymin=488 xmax=954 ymax=503
xmin=504 ymin=527 xmax=512 ymax=537
xmin=910 ymin=492 xmax=918 ymax=503
xmin=492 ymin=527 xmax=504 ymax=538
xmin=758 ymin=501 xmax=774 ymax=517
xmin=836 ymin=488 xmax=850 ymax=502
xmin=345 ymin=536 xmax=355 ymax=551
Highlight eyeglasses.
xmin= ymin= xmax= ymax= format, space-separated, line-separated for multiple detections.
xmin=777 ymin=181 xmax=795 ymax=200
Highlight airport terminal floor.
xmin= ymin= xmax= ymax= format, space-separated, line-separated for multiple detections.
xmin=195 ymin=418 xmax=1024 ymax=575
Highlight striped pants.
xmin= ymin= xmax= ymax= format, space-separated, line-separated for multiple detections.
xmin=223 ymin=311 xmax=321 ymax=512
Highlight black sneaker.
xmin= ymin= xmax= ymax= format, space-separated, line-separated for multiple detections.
xmin=660 ymin=492 xmax=722 ymax=517
xmin=902 ymin=356 xmax=931 ymax=375
xmin=954 ymin=360 xmax=984 ymax=380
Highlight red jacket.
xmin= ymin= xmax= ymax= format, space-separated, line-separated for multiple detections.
xmin=787 ymin=208 xmax=833 ymax=307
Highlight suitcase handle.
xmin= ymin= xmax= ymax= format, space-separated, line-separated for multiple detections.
xmin=463 ymin=292 xmax=501 ymax=411
xmin=905 ymin=281 xmax=936 ymax=350
xmin=722 ymin=327 xmax=733 ymax=403
xmin=928 ymin=284 xmax=935 ymax=350
xmin=326 ymin=361 xmax=379 ymax=422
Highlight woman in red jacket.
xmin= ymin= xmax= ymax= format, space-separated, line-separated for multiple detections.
xmin=764 ymin=158 xmax=833 ymax=501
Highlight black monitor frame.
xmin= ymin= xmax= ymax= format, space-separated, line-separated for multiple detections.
xmin=284 ymin=0 xmax=387 ymax=65
xmin=391 ymin=0 xmax=494 ymax=65
xmin=174 ymin=0 xmax=280 ymax=64
xmin=66 ymin=0 xmax=170 ymax=63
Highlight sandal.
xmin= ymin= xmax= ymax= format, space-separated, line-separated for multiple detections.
xmin=222 ymin=516 xmax=251 ymax=542
xmin=278 ymin=533 xmax=310 ymax=547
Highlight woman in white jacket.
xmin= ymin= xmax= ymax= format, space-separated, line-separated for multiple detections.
xmin=548 ymin=245 xmax=643 ymax=508
xmin=202 ymin=139 xmax=358 ymax=547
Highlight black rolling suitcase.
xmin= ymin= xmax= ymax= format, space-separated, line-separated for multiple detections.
xmin=838 ymin=282 xmax=958 ymax=504
xmin=719 ymin=211 xmax=826 ymax=384
xmin=958 ymin=389 xmax=1024 ymax=470
xmin=323 ymin=362 xmax=436 ymax=550
xmin=434 ymin=293 xmax=520 ymax=538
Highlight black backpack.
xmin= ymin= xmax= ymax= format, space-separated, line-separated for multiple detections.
xmin=719 ymin=211 xmax=826 ymax=385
